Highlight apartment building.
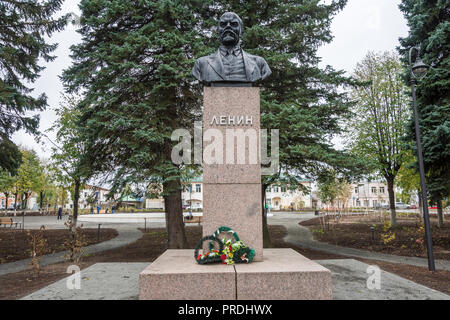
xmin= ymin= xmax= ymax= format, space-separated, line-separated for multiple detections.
xmin=265 ymin=181 xmax=313 ymax=210
xmin=350 ymin=181 xmax=391 ymax=208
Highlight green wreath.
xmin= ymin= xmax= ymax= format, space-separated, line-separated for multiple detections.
xmin=208 ymin=226 xmax=240 ymax=251
xmin=194 ymin=235 xmax=224 ymax=264
xmin=204 ymin=226 xmax=255 ymax=265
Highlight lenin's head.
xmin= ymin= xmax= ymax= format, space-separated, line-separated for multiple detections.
xmin=218 ymin=12 xmax=243 ymax=47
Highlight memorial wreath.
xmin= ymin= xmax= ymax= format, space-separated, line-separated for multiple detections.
xmin=194 ymin=226 xmax=255 ymax=265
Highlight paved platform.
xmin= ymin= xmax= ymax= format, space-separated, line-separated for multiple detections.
xmin=21 ymin=259 xmax=450 ymax=300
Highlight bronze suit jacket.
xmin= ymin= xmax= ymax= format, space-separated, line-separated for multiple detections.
xmin=192 ymin=50 xmax=272 ymax=83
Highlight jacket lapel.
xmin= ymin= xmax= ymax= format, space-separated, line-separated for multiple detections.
xmin=207 ymin=50 xmax=225 ymax=80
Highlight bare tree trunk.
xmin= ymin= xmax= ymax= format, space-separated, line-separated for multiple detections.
xmin=163 ymin=177 xmax=188 ymax=249
xmin=418 ymin=189 xmax=423 ymax=217
xmin=4 ymin=192 xmax=9 ymax=216
xmin=262 ymin=184 xmax=273 ymax=248
xmin=13 ymin=193 xmax=17 ymax=217
xmin=61 ymin=188 xmax=65 ymax=211
xmin=39 ymin=191 xmax=44 ymax=214
xmin=386 ymin=177 xmax=396 ymax=227
xmin=73 ymin=179 xmax=81 ymax=229
xmin=437 ymin=199 xmax=444 ymax=228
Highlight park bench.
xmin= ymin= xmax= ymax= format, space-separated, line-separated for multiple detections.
xmin=0 ymin=217 xmax=22 ymax=228
xmin=184 ymin=216 xmax=202 ymax=226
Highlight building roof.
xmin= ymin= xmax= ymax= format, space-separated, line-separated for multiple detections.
xmin=119 ymin=195 xmax=144 ymax=202
xmin=85 ymin=184 xmax=110 ymax=192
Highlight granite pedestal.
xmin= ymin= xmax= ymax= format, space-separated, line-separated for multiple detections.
xmin=139 ymin=249 xmax=332 ymax=300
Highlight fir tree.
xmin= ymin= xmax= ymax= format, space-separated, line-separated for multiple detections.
xmin=63 ymin=0 xmax=218 ymax=248
xmin=398 ymin=0 xmax=450 ymax=226
xmin=0 ymin=0 xmax=67 ymax=172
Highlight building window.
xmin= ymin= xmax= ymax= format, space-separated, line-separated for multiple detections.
xmin=371 ymin=187 xmax=377 ymax=194
xmin=355 ymin=187 xmax=359 ymax=194
xmin=188 ymin=184 xmax=192 ymax=193
xmin=196 ymin=184 xmax=201 ymax=193
xmin=281 ymin=186 xmax=286 ymax=193
xmin=379 ymin=187 xmax=385 ymax=194
xmin=273 ymin=186 xmax=279 ymax=193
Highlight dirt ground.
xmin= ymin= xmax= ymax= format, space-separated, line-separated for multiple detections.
xmin=301 ymin=214 xmax=450 ymax=260
xmin=0 ymin=228 xmax=118 ymax=263
xmin=0 ymin=225 xmax=449 ymax=299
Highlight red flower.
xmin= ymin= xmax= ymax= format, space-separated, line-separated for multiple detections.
xmin=228 ymin=245 xmax=232 ymax=251
xmin=196 ymin=254 xmax=202 ymax=261
xmin=221 ymin=254 xmax=226 ymax=261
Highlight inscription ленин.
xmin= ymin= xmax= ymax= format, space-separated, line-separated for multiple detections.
xmin=210 ymin=115 xmax=253 ymax=126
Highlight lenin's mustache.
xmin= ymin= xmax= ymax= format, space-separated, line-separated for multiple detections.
xmin=220 ymin=28 xmax=238 ymax=39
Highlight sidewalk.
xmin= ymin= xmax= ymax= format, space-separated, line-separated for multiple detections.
xmin=21 ymin=260 xmax=449 ymax=300
xmin=268 ymin=213 xmax=450 ymax=271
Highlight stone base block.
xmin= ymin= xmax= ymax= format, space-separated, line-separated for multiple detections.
xmin=235 ymin=249 xmax=332 ymax=300
xmin=139 ymin=249 xmax=332 ymax=300
xmin=139 ymin=250 xmax=235 ymax=300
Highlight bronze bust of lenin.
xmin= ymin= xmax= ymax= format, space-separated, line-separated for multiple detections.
xmin=192 ymin=12 xmax=271 ymax=85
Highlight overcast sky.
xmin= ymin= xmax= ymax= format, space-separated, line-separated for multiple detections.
xmin=11 ymin=0 xmax=409 ymax=159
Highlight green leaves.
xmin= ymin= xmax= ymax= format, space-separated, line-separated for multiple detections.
xmin=347 ymin=51 xmax=411 ymax=180
xmin=49 ymin=94 xmax=91 ymax=185
xmin=0 ymin=138 xmax=22 ymax=175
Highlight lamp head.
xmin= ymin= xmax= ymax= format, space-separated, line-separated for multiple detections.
xmin=411 ymin=57 xmax=429 ymax=79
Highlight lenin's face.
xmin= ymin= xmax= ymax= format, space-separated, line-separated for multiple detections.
xmin=218 ymin=13 xmax=242 ymax=47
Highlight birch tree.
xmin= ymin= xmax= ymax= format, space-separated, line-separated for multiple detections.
xmin=347 ymin=51 xmax=411 ymax=227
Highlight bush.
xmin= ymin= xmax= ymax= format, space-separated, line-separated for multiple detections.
xmin=27 ymin=226 xmax=48 ymax=277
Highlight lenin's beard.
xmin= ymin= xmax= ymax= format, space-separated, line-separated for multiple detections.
xmin=220 ymin=29 xmax=239 ymax=47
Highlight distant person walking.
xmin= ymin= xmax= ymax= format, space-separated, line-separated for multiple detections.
xmin=90 ymin=207 xmax=94 ymax=215
xmin=105 ymin=208 xmax=109 ymax=214
xmin=57 ymin=207 xmax=63 ymax=220
xmin=97 ymin=205 xmax=101 ymax=214
xmin=111 ymin=206 xmax=115 ymax=214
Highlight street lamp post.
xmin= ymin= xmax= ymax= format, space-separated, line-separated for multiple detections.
xmin=189 ymin=184 xmax=192 ymax=216
xmin=409 ymin=45 xmax=435 ymax=271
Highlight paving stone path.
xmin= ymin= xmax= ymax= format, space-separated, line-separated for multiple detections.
xmin=268 ymin=213 xmax=450 ymax=271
